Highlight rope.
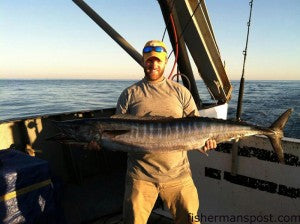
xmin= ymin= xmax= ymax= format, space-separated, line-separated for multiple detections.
xmin=161 ymin=0 xmax=176 ymax=42
xmin=171 ymin=73 xmax=192 ymax=91
xmin=168 ymin=14 xmax=178 ymax=79
xmin=0 ymin=179 xmax=52 ymax=202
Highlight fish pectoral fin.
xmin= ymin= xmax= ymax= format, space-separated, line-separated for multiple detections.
xmin=102 ymin=130 xmax=130 ymax=138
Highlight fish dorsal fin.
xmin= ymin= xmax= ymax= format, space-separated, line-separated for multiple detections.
xmin=142 ymin=115 xmax=174 ymax=120
xmin=111 ymin=114 xmax=173 ymax=120
xmin=111 ymin=114 xmax=139 ymax=119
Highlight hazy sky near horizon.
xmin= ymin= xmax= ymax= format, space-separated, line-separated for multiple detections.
xmin=1 ymin=0 xmax=299 ymax=80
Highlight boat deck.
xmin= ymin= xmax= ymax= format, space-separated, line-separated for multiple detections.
xmin=90 ymin=212 xmax=174 ymax=224
xmin=60 ymin=147 xmax=173 ymax=224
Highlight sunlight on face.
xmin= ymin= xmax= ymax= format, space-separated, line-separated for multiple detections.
xmin=144 ymin=57 xmax=167 ymax=81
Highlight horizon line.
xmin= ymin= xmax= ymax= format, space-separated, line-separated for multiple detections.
xmin=0 ymin=78 xmax=299 ymax=81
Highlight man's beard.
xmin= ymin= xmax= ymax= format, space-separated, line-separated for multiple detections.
xmin=144 ymin=67 xmax=165 ymax=81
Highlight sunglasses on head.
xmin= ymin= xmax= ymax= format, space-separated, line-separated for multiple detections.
xmin=143 ymin=46 xmax=167 ymax=53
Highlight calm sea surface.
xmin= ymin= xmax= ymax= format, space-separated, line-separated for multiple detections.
xmin=0 ymin=79 xmax=299 ymax=138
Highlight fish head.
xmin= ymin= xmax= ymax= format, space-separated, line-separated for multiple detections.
xmin=53 ymin=119 xmax=101 ymax=143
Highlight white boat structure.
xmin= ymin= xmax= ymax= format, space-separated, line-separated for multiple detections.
xmin=0 ymin=0 xmax=299 ymax=223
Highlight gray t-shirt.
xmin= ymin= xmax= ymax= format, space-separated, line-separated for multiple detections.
xmin=116 ymin=77 xmax=199 ymax=183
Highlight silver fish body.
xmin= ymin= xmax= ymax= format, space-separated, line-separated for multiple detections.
xmin=52 ymin=109 xmax=293 ymax=164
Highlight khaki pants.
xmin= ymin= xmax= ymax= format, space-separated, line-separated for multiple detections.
xmin=123 ymin=175 xmax=199 ymax=224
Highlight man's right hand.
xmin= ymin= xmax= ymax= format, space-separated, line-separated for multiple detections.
xmin=87 ymin=141 xmax=101 ymax=151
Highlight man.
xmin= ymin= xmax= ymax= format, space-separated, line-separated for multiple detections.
xmin=116 ymin=40 xmax=216 ymax=224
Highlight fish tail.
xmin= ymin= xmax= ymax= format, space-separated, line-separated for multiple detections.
xmin=267 ymin=108 xmax=293 ymax=164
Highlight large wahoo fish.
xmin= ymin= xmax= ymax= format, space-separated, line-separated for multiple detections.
xmin=51 ymin=109 xmax=293 ymax=164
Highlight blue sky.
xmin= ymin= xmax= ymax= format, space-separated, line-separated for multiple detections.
xmin=0 ymin=0 xmax=299 ymax=80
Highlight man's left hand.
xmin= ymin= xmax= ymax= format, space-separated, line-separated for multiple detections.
xmin=203 ymin=139 xmax=217 ymax=152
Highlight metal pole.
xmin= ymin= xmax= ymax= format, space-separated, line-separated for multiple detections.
xmin=158 ymin=0 xmax=202 ymax=109
xmin=72 ymin=0 xmax=143 ymax=67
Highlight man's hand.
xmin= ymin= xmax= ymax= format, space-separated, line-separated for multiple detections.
xmin=201 ymin=139 xmax=217 ymax=155
xmin=86 ymin=141 xmax=101 ymax=151
xmin=203 ymin=139 xmax=217 ymax=151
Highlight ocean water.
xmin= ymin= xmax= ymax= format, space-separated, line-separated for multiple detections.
xmin=0 ymin=79 xmax=299 ymax=138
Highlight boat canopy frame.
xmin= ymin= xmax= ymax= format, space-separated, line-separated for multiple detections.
xmin=72 ymin=0 xmax=232 ymax=106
